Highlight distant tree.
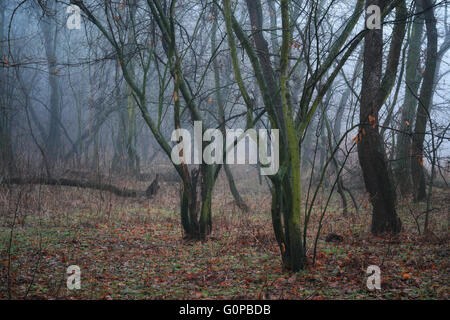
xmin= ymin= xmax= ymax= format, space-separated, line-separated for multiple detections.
xmin=411 ymin=0 xmax=438 ymax=202
xmin=395 ymin=2 xmax=424 ymax=196
xmin=39 ymin=2 xmax=62 ymax=164
xmin=0 ymin=0 xmax=15 ymax=175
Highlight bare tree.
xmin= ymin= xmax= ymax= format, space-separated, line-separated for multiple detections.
xmin=411 ymin=0 xmax=438 ymax=202
xmin=358 ymin=0 xmax=406 ymax=234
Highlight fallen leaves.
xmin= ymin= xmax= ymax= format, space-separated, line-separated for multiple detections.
xmin=0 ymin=182 xmax=448 ymax=300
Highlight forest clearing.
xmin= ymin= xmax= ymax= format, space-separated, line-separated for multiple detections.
xmin=1 ymin=167 xmax=448 ymax=299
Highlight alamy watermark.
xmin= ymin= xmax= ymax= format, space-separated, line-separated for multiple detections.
xmin=170 ymin=121 xmax=279 ymax=176
xmin=67 ymin=4 xmax=381 ymax=31
xmin=366 ymin=265 xmax=381 ymax=290
xmin=366 ymin=5 xmax=381 ymax=30
xmin=67 ymin=265 xmax=81 ymax=290
xmin=66 ymin=5 xmax=81 ymax=30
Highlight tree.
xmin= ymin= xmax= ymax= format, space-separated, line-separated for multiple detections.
xmin=221 ymin=0 xmax=367 ymax=270
xmin=73 ymin=0 xmax=222 ymax=240
xmin=111 ymin=0 xmax=140 ymax=176
xmin=39 ymin=2 xmax=62 ymax=164
xmin=211 ymin=5 xmax=249 ymax=212
xmin=0 ymin=0 xmax=15 ymax=175
xmin=411 ymin=0 xmax=438 ymax=202
xmin=395 ymin=2 xmax=424 ymax=196
xmin=357 ymin=0 xmax=406 ymax=234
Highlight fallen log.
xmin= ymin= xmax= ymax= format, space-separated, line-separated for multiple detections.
xmin=1 ymin=176 xmax=159 ymax=198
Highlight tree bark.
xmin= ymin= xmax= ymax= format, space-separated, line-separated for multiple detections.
xmin=179 ymin=166 xmax=213 ymax=240
xmin=0 ymin=0 xmax=15 ymax=176
xmin=40 ymin=3 xmax=61 ymax=164
xmin=358 ymin=0 xmax=405 ymax=234
xmin=411 ymin=0 xmax=438 ymax=202
xmin=396 ymin=2 xmax=424 ymax=196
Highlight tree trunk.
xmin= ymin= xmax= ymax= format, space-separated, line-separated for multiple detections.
xmin=211 ymin=8 xmax=249 ymax=212
xmin=40 ymin=3 xmax=61 ymax=164
xmin=279 ymin=0 xmax=306 ymax=271
xmin=411 ymin=0 xmax=438 ymax=202
xmin=111 ymin=1 xmax=140 ymax=176
xmin=396 ymin=3 xmax=424 ymax=196
xmin=180 ymin=166 xmax=213 ymax=240
xmin=271 ymin=178 xmax=306 ymax=271
xmin=226 ymin=0 xmax=364 ymax=270
xmin=224 ymin=164 xmax=249 ymax=212
xmin=3 ymin=176 xmax=159 ymax=198
xmin=0 ymin=0 xmax=15 ymax=175
xmin=358 ymin=0 xmax=405 ymax=234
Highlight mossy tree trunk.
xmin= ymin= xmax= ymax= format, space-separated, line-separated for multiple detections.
xmin=223 ymin=0 xmax=366 ymax=270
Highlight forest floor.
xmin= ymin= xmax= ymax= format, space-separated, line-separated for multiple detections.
xmin=0 ymin=175 xmax=448 ymax=300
